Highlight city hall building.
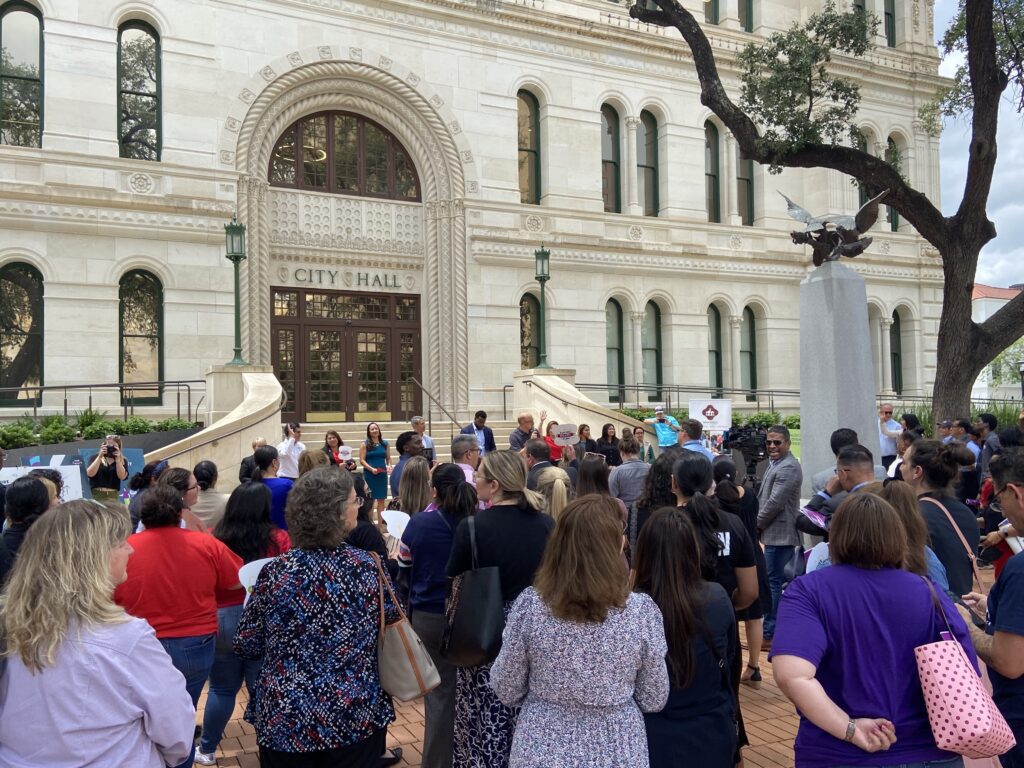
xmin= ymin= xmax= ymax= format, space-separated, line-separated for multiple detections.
xmin=0 ymin=0 xmax=945 ymax=422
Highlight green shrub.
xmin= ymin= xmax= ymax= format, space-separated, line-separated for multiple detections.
xmin=0 ymin=424 xmax=37 ymax=449
xmin=154 ymin=417 xmax=196 ymax=432
xmin=782 ymin=414 xmax=802 ymax=430
xmin=39 ymin=420 xmax=77 ymax=445
xmin=731 ymin=413 xmax=746 ymax=427
xmin=82 ymin=423 xmax=112 ymax=440
xmin=103 ymin=419 xmax=128 ymax=437
xmin=973 ymin=403 xmax=1023 ymax=434
xmin=74 ymin=408 xmax=108 ymax=431
xmin=123 ymin=416 xmax=154 ymax=435
xmin=745 ymin=412 xmax=782 ymax=429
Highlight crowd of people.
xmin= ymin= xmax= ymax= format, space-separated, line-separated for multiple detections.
xmin=2 ymin=404 xmax=1024 ymax=768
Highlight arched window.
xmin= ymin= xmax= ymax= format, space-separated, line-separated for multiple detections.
xmin=120 ymin=270 xmax=163 ymax=404
xmin=0 ymin=2 xmax=43 ymax=147
xmin=740 ymin=306 xmax=757 ymax=401
xmin=641 ymin=301 xmax=663 ymax=400
xmin=890 ymin=310 xmax=903 ymax=395
xmin=705 ymin=122 xmax=721 ymax=223
xmin=269 ymin=112 xmax=421 ymax=201
xmin=885 ymin=136 xmax=900 ymax=231
xmin=884 ymin=0 xmax=896 ymax=46
xmin=0 ymin=261 xmax=43 ymax=404
xmin=708 ymin=305 xmax=723 ymax=394
xmin=601 ymin=105 xmax=621 ymax=214
xmin=118 ymin=21 xmax=161 ymax=161
xmin=519 ymin=293 xmax=540 ymax=368
xmin=705 ymin=0 xmax=719 ymax=24
xmin=606 ymin=299 xmax=624 ymax=402
xmin=517 ymin=91 xmax=541 ymax=205
xmin=739 ymin=0 xmax=753 ymax=31
xmin=637 ymin=110 xmax=659 ymax=217
xmin=737 ymin=149 xmax=754 ymax=226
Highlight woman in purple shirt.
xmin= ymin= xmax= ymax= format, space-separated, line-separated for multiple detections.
xmin=771 ymin=493 xmax=976 ymax=768
xmin=0 ymin=499 xmax=195 ymax=768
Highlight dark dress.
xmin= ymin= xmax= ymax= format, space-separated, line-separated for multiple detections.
xmin=720 ymin=490 xmax=771 ymax=621
xmin=645 ymin=582 xmax=738 ymax=768
xmin=595 ymin=438 xmax=622 ymax=467
xmin=446 ymin=503 xmax=555 ymax=768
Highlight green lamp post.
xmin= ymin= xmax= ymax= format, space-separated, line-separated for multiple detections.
xmin=534 ymin=244 xmax=552 ymax=369
xmin=225 ymin=215 xmax=248 ymax=366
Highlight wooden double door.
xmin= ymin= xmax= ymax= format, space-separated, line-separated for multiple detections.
xmin=270 ymin=288 xmax=422 ymax=423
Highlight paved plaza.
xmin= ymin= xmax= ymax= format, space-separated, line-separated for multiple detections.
xmin=199 ymin=634 xmax=800 ymax=768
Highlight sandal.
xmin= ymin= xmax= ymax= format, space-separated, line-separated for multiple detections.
xmin=741 ymin=664 xmax=762 ymax=690
xmin=379 ymin=747 xmax=403 ymax=767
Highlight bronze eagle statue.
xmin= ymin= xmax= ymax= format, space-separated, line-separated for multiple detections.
xmin=780 ymin=190 xmax=889 ymax=267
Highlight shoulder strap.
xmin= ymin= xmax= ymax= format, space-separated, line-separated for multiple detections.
xmin=628 ymin=502 xmax=639 ymax=555
xmin=920 ymin=497 xmax=984 ymax=593
xmin=468 ymin=515 xmax=479 ymax=570
xmin=370 ymin=552 xmax=407 ymax=627
xmin=919 ymin=575 xmax=956 ymax=638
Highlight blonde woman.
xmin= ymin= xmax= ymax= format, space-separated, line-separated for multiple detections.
xmin=298 ymin=448 xmax=329 ymax=476
xmin=398 ymin=455 xmax=432 ymax=515
xmin=535 ymin=465 xmax=572 ymax=519
xmin=0 ymin=500 xmax=195 ymax=767
xmin=447 ymin=450 xmax=554 ymax=768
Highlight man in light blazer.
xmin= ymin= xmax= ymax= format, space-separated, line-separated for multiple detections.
xmin=756 ymin=424 xmax=803 ymax=643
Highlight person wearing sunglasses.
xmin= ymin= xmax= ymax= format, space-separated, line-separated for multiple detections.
xmin=755 ymin=425 xmax=803 ymax=646
xmin=878 ymin=404 xmax=902 ymax=470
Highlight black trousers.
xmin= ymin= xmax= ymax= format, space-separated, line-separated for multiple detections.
xmin=259 ymin=730 xmax=381 ymax=768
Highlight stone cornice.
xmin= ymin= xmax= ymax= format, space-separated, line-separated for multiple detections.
xmin=0 ymin=198 xmax=230 ymax=238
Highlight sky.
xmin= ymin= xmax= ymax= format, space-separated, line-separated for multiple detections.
xmin=934 ymin=0 xmax=1024 ymax=288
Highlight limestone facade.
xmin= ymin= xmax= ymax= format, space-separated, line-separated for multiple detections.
xmin=0 ymin=0 xmax=946 ymax=421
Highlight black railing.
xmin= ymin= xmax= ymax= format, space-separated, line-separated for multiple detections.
xmin=573 ymin=382 xmax=800 ymax=413
xmin=0 ymin=380 xmax=203 ymax=421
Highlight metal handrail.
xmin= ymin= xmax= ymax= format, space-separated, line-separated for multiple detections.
xmin=410 ymin=377 xmax=463 ymax=433
xmin=0 ymin=380 xmax=204 ymax=421
xmin=572 ymin=382 xmax=801 ymax=413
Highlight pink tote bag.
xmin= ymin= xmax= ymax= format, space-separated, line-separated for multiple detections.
xmin=915 ymin=579 xmax=1016 ymax=759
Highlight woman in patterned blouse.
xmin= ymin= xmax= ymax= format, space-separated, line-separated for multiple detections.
xmin=234 ymin=466 xmax=400 ymax=768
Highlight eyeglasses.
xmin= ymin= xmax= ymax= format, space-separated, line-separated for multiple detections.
xmin=583 ymin=452 xmax=607 ymax=464
xmin=186 ymin=484 xmax=199 ymax=491
xmin=882 ymin=411 xmax=893 ymax=415
xmin=765 ymin=439 xmax=784 ymax=446
xmin=994 ymin=484 xmax=1017 ymax=505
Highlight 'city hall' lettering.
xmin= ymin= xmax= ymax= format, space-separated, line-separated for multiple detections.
xmin=293 ymin=268 xmax=339 ymax=285
xmin=356 ymin=272 xmax=400 ymax=288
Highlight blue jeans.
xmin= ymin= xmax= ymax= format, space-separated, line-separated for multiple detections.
xmin=160 ymin=633 xmax=216 ymax=768
xmin=199 ymin=605 xmax=262 ymax=754
xmin=763 ymin=545 xmax=792 ymax=639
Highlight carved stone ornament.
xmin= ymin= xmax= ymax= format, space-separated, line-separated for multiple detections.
xmin=226 ymin=117 xmax=241 ymax=133
xmin=128 ymin=172 xmax=154 ymax=194
xmin=406 ymin=72 xmax=421 ymax=86
xmin=318 ymin=46 xmax=333 ymax=59
xmin=729 ymin=234 xmax=743 ymax=250
xmin=277 ymin=266 xmax=289 ymax=281
xmin=287 ymin=52 xmax=303 ymax=67
xmin=404 ymin=274 xmax=415 ymax=290
xmin=912 ymin=0 xmax=920 ymax=31
xmin=879 ymin=240 xmax=892 ymax=255
xmin=239 ymin=88 xmax=256 ymax=104
xmin=220 ymin=150 xmax=234 ymax=164
xmin=628 ymin=225 xmax=643 ymax=241
xmin=430 ymin=95 xmax=444 ymax=108
xmin=378 ymin=56 xmax=393 ymax=70
xmin=349 ymin=47 xmax=363 ymax=61
xmin=525 ymin=215 xmax=543 ymax=232
xmin=260 ymin=66 xmax=277 ymax=82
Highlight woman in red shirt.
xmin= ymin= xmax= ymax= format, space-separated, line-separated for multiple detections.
xmin=196 ymin=482 xmax=290 ymax=765
xmin=114 ymin=484 xmax=243 ymax=768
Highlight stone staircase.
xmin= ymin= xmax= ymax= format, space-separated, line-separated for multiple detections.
xmin=297 ymin=420 xmax=521 ymax=464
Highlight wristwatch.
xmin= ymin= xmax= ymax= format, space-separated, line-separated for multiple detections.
xmin=844 ymin=720 xmax=857 ymax=742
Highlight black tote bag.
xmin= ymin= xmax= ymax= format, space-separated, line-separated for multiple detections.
xmin=440 ymin=516 xmax=505 ymax=667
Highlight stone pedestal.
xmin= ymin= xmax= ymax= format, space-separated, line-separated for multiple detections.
xmin=799 ymin=262 xmax=882 ymax=497
xmin=205 ymin=364 xmax=275 ymax=425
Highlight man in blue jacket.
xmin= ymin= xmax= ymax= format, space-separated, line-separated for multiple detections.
xmin=460 ymin=410 xmax=496 ymax=455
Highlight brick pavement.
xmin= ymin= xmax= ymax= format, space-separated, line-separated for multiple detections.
xmin=198 ymin=625 xmax=800 ymax=768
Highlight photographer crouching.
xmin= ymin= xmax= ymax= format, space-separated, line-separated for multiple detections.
xmin=86 ymin=434 xmax=128 ymax=502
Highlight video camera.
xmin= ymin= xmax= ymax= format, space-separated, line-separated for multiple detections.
xmin=723 ymin=424 xmax=767 ymax=483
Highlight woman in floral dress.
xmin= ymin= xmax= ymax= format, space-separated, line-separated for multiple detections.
xmin=489 ymin=494 xmax=669 ymax=768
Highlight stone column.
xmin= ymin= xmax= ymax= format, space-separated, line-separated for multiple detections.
xmin=800 ymin=262 xmax=882 ymax=497
xmin=724 ymin=133 xmax=739 ymax=225
xmin=719 ymin=0 xmax=741 ymax=29
xmin=240 ymin=174 xmax=270 ymax=365
xmin=866 ymin=0 xmax=889 ymax=46
xmin=631 ymin=311 xmax=645 ymax=391
xmin=625 ymin=116 xmax=641 ymax=216
xmin=879 ymin=317 xmax=894 ymax=395
xmin=729 ymin=314 xmax=743 ymax=389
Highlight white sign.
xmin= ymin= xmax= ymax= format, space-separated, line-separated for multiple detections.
xmin=550 ymin=424 xmax=580 ymax=447
xmin=0 ymin=465 xmax=85 ymax=502
xmin=688 ymin=399 xmax=733 ymax=433
xmin=337 ymin=445 xmax=353 ymax=461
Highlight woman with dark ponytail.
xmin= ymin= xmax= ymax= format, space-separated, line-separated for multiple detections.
xmin=714 ymin=456 xmax=771 ymax=689
xmin=672 ymin=451 xmax=757 ymax=765
xmin=251 ymin=445 xmax=293 ymax=531
xmin=398 ymin=464 xmax=478 ymax=768
xmin=634 ymin=507 xmax=738 ymax=768
xmin=903 ymin=439 xmax=981 ymax=596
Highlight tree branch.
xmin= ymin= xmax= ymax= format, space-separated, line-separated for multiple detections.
xmin=976 ymin=292 xmax=1024 ymax=361
xmin=629 ymin=0 xmax=948 ymax=247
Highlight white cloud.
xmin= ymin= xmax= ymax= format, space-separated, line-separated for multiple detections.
xmin=935 ymin=0 xmax=1024 ymax=288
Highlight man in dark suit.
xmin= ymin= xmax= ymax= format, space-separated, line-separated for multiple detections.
xmin=238 ymin=437 xmax=266 ymax=483
xmin=524 ymin=439 xmax=577 ymax=491
xmin=810 ymin=428 xmax=887 ymax=494
xmin=799 ymin=444 xmax=879 ymax=537
xmin=756 ymin=424 xmax=803 ymax=642
xmin=460 ymin=410 xmax=496 ymax=455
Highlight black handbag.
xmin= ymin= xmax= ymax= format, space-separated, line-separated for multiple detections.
xmin=440 ymin=516 xmax=505 ymax=667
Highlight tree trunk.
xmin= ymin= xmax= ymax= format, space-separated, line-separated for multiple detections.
xmin=931 ymin=244 xmax=984 ymax=420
